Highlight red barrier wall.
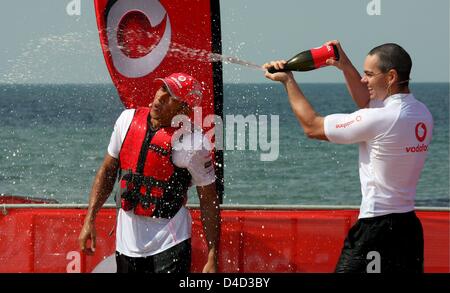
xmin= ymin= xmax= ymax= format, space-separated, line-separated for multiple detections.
xmin=0 ymin=207 xmax=448 ymax=272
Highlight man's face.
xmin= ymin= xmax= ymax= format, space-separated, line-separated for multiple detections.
xmin=150 ymin=86 xmax=187 ymax=127
xmin=361 ymin=54 xmax=389 ymax=100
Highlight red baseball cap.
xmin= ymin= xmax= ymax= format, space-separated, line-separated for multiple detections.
xmin=154 ymin=73 xmax=203 ymax=108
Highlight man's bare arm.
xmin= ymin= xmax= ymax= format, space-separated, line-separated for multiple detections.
xmin=78 ymin=154 xmax=118 ymax=254
xmin=197 ymin=183 xmax=221 ymax=273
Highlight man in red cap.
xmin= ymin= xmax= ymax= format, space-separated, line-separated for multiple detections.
xmin=78 ymin=73 xmax=220 ymax=273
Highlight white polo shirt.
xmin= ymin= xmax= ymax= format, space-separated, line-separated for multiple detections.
xmin=324 ymin=94 xmax=433 ymax=219
xmin=108 ymin=109 xmax=216 ymax=257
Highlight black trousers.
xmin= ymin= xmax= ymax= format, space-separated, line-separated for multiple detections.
xmin=116 ymin=239 xmax=191 ymax=273
xmin=335 ymin=211 xmax=424 ymax=273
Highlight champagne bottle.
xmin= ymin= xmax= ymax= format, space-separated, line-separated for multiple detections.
xmin=268 ymin=44 xmax=339 ymax=73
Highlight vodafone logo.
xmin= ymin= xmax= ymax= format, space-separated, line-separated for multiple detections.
xmin=106 ymin=0 xmax=171 ymax=78
xmin=406 ymin=122 xmax=429 ymax=153
xmin=336 ymin=120 xmax=355 ymax=129
xmin=415 ymin=122 xmax=427 ymax=142
xmin=335 ymin=115 xmax=362 ymax=129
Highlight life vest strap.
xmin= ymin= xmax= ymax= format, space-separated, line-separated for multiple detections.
xmin=148 ymin=144 xmax=170 ymax=156
xmin=121 ymin=172 xmax=168 ymax=189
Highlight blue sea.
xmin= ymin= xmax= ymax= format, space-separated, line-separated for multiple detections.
xmin=0 ymin=83 xmax=448 ymax=206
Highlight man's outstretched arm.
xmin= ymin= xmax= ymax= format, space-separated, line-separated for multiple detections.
xmin=264 ymin=61 xmax=327 ymax=141
xmin=325 ymin=40 xmax=370 ymax=109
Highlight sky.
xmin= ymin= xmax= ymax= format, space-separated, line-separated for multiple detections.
xmin=0 ymin=0 xmax=448 ymax=84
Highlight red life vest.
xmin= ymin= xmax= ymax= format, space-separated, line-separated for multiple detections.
xmin=116 ymin=107 xmax=191 ymax=218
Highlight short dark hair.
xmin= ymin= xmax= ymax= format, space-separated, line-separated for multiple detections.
xmin=368 ymin=43 xmax=412 ymax=87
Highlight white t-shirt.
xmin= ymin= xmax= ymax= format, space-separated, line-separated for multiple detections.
xmin=108 ymin=109 xmax=215 ymax=257
xmin=324 ymin=94 xmax=433 ymax=219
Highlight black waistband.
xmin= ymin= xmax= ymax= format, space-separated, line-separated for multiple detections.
xmin=359 ymin=210 xmax=416 ymax=223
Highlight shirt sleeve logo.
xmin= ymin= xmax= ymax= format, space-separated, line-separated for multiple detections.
xmin=335 ymin=115 xmax=361 ymax=129
xmin=415 ymin=122 xmax=427 ymax=142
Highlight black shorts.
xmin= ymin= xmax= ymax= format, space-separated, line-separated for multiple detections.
xmin=116 ymin=239 xmax=191 ymax=273
xmin=335 ymin=211 xmax=424 ymax=273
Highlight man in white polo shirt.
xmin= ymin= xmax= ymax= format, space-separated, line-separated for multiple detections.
xmin=264 ymin=42 xmax=433 ymax=273
xmin=78 ymin=73 xmax=220 ymax=273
